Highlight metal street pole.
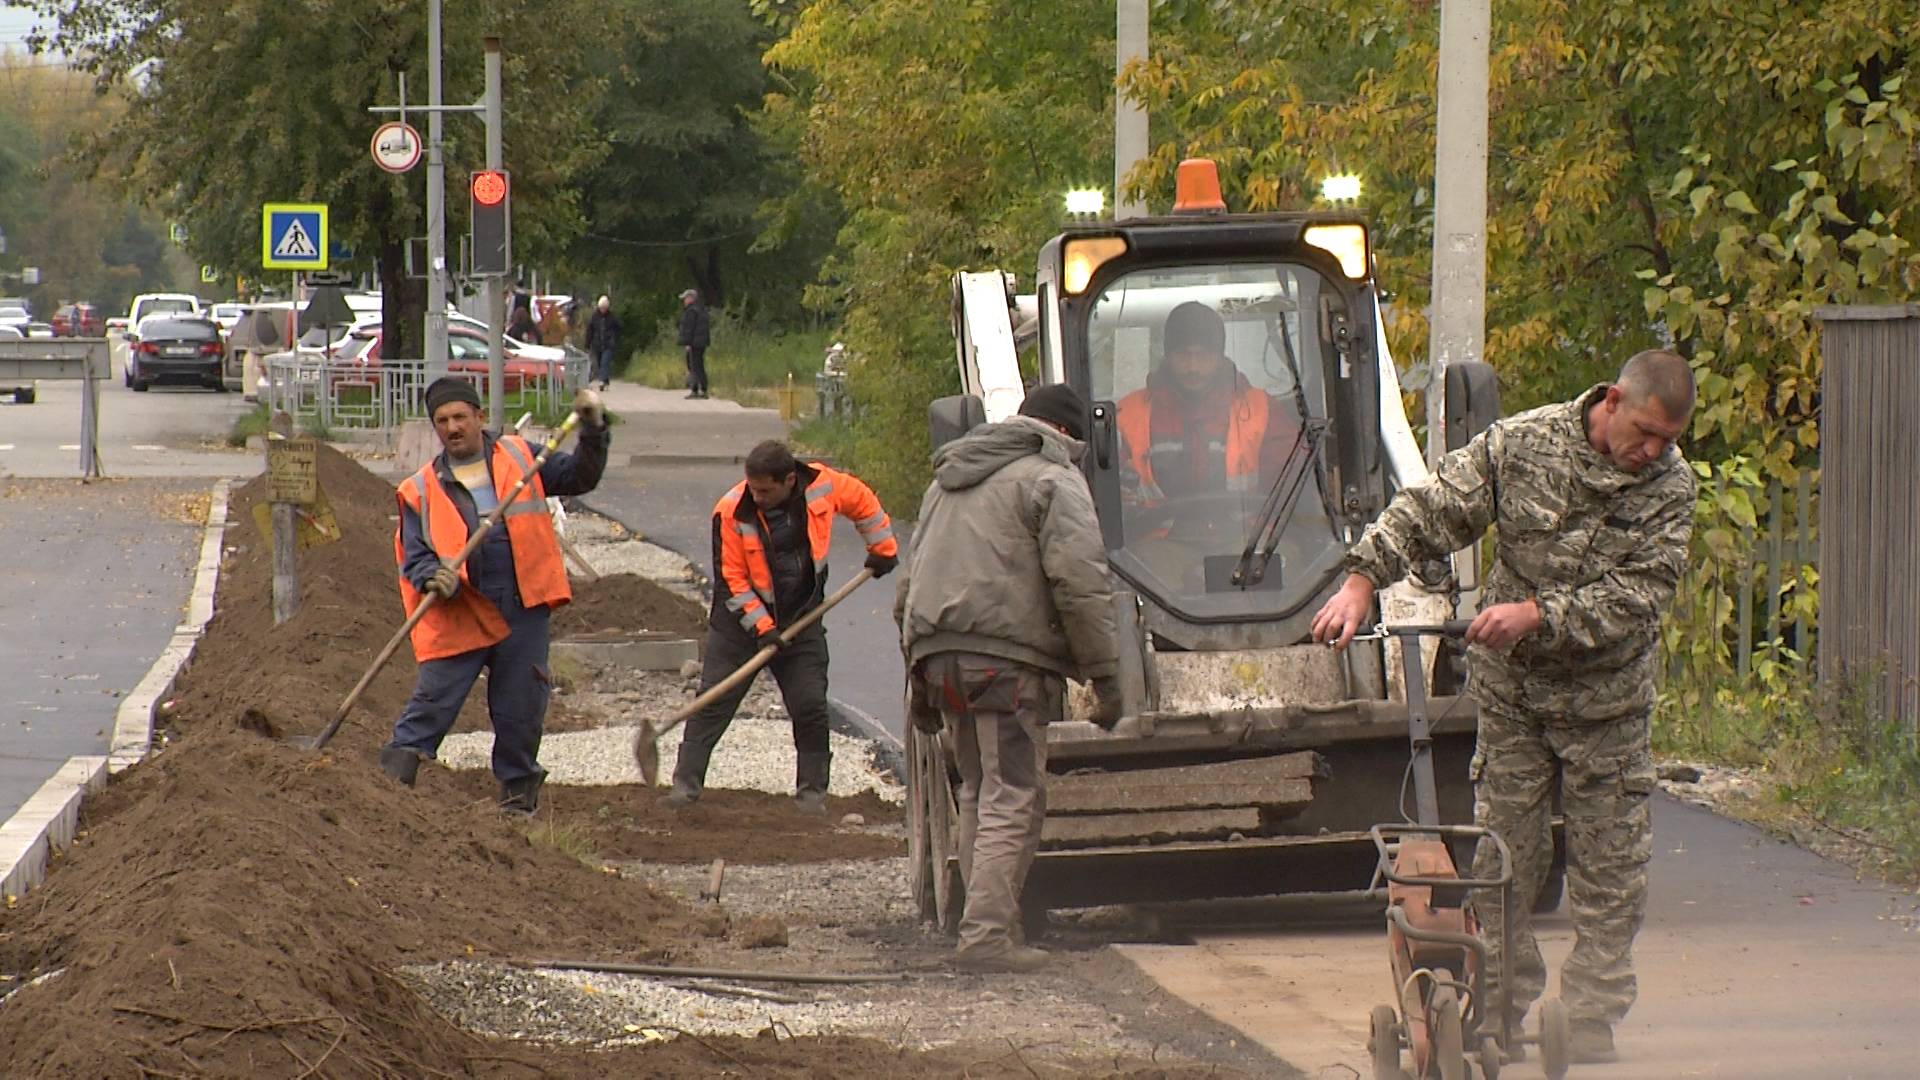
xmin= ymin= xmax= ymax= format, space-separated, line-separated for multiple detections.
xmin=1424 ymin=0 xmax=1490 ymax=469
xmin=1115 ymin=0 xmax=1148 ymax=220
xmin=424 ymin=0 xmax=450 ymax=381
xmin=484 ymin=36 xmax=505 ymax=432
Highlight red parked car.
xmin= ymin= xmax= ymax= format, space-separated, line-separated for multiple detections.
xmin=337 ymin=325 xmax=556 ymax=393
xmin=50 ymin=302 xmax=103 ymax=337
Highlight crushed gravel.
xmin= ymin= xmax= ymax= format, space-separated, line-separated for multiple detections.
xmin=562 ymin=509 xmax=705 ymax=605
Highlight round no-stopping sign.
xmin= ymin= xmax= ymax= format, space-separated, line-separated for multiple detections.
xmin=370 ymin=121 xmax=423 ymax=173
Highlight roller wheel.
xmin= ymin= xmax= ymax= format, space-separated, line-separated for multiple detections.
xmin=1477 ymin=1035 xmax=1502 ymax=1080
xmin=1538 ymin=999 xmax=1571 ymax=1080
xmin=1429 ymin=985 xmax=1466 ymax=1080
xmin=1369 ymin=1003 xmax=1406 ymax=1080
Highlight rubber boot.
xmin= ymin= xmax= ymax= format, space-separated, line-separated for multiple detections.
xmin=663 ymin=742 xmax=712 ymax=808
xmin=378 ymin=746 xmax=421 ymax=787
xmin=794 ymin=751 xmax=831 ymax=815
xmin=498 ymin=771 xmax=545 ymax=817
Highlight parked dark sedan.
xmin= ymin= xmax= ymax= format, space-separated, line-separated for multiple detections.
xmin=127 ymin=316 xmax=226 ymax=391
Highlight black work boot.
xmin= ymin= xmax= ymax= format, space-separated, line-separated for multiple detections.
xmin=663 ymin=742 xmax=712 ymax=808
xmin=378 ymin=746 xmax=421 ymax=787
xmin=794 ymin=750 xmax=832 ymax=815
xmin=498 ymin=771 xmax=546 ymax=817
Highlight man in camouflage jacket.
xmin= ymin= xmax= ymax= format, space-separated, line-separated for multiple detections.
xmin=1313 ymin=350 xmax=1696 ymax=1063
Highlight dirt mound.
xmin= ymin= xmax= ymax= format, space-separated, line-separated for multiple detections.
xmin=438 ymin=771 xmax=905 ymax=864
xmin=552 ymin=572 xmax=706 ymax=639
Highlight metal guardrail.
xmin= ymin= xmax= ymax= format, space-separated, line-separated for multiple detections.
xmin=264 ymin=352 xmax=587 ymax=434
xmin=0 ymin=337 xmax=111 ymax=477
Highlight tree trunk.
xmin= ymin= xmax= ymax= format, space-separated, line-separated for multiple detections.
xmin=379 ymin=238 xmax=425 ymax=362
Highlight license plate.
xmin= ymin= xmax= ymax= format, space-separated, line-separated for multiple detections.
xmin=165 ymin=346 xmax=196 ymax=357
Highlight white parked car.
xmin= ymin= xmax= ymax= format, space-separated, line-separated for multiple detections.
xmin=126 ymin=292 xmax=202 ymax=330
xmin=0 ymin=305 xmax=30 ymax=331
xmin=208 ymin=303 xmax=247 ymax=333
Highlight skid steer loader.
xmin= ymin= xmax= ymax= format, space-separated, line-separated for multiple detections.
xmin=907 ymin=160 xmax=1565 ymax=934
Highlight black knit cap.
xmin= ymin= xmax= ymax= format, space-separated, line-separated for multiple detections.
xmin=425 ymin=376 xmax=482 ymax=418
xmin=1164 ymin=300 xmax=1227 ymax=355
xmin=1017 ymin=383 xmax=1090 ymax=442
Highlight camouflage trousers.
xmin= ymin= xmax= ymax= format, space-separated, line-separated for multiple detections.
xmin=1470 ymin=704 xmax=1655 ymax=1028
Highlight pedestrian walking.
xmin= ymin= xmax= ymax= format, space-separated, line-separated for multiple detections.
xmin=377 ymin=378 xmax=611 ymax=814
xmin=894 ymin=384 xmax=1125 ymax=972
xmin=585 ymin=295 xmax=620 ymax=391
xmin=1312 ymin=350 xmax=1697 ymax=1063
xmin=677 ymin=287 xmax=710 ymax=399
xmin=666 ymin=440 xmax=898 ymax=813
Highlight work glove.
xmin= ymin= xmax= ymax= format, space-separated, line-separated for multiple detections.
xmin=864 ymin=552 xmax=899 ymax=578
xmin=425 ymin=564 xmax=460 ymax=600
xmin=572 ymin=386 xmax=607 ymax=430
xmin=755 ymin=629 xmax=787 ymax=655
xmin=1089 ymin=676 xmax=1125 ymax=731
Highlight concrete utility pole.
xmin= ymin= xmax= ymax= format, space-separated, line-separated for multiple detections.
xmin=484 ymin=37 xmax=505 ymax=432
xmin=1115 ymin=0 xmax=1149 ymax=220
xmin=424 ymin=0 xmax=450 ymax=380
xmin=1424 ymin=0 xmax=1491 ymax=469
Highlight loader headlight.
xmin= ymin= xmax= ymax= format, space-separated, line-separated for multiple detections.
xmin=1303 ymin=223 xmax=1370 ymax=280
xmin=1062 ymin=236 xmax=1129 ymax=296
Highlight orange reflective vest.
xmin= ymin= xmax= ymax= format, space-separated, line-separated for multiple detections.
xmin=394 ymin=435 xmax=571 ymax=662
xmin=714 ymin=462 xmax=898 ymax=636
xmin=1116 ymin=384 xmax=1269 ymax=502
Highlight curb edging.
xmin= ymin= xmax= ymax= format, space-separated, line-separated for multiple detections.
xmin=0 ymin=479 xmax=230 ymax=901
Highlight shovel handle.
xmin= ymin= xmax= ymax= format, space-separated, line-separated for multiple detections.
xmin=648 ymin=568 xmax=876 ymax=740
xmin=310 ymin=413 xmax=582 ymax=751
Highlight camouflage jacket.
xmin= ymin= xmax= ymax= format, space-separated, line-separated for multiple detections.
xmin=1345 ymin=385 xmax=1695 ymax=721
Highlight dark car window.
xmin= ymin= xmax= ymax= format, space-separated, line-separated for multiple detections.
xmin=143 ymin=319 xmax=220 ymax=341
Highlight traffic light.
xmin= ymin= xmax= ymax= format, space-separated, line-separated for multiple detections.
xmin=470 ymin=169 xmax=510 ymax=277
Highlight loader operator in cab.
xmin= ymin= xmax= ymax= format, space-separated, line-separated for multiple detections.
xmin=1116 ymin=301 xmax=1294 ymax=507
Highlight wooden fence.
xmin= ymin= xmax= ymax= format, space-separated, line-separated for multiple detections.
xmin=1816 ymin=304 xmax=1920 ymax=731
xmin=1732 ymin=474 xmax=1818 ymax=678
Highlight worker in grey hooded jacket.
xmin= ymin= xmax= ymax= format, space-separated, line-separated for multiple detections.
xmin=894 ymin=383 xmax=1123 ymax=973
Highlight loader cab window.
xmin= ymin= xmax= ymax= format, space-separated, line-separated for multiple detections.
xmin=1086 ymin=261 xmax=1346 ymax=621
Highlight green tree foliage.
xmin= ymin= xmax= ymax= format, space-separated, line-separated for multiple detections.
xmin=25 ymin=0 xmax=604 ymax=356
xmin=764 ymin=0 xmax=1116 ymax=507
xmin=566 ymin=0 xmax=834 ymax=340
xmin=0 ymin=56 xmax=183 ymax=314
xmin=1124 ymin=0 xmax=1919 ymax=721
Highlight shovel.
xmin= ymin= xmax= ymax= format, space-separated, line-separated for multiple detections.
xmin=632 ymin=568 xmax=874 ymax=785
xmin=294 ymin=410 xmax=585 ymax=751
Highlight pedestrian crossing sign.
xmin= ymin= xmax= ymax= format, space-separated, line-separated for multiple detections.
xmin=261 ymin=203 xmax=329 ymax=270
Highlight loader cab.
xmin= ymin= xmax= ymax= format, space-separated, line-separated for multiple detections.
xmin=1032 ymin=212 xmax=1385 ymax=650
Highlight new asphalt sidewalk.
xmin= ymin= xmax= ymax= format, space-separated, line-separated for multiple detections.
xmin=580 ymin=383 xmax=909 ymax=745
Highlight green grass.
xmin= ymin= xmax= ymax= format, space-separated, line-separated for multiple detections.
xmin=623 ymin=315 xmax=834 ymax=413
xmin=521 ymin=817 xmax=603 ymax=868
xmin=227 ymin=403 xmax=270 ymax=447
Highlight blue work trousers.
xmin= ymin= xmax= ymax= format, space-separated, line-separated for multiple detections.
xmin=388 ymin=594 xmax=552 ymax=784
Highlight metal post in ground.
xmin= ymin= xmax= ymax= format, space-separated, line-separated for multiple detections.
xmin=1424 ymin=0 xmax=1490 ymax=470
xmin=484 ymin=36 xmax=506 ymax=432
xmin=424 ymin=0 xmax=450 ymax=381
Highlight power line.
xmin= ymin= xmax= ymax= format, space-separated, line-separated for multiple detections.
xmin=581 ymin=228 xmax=755 ymax=249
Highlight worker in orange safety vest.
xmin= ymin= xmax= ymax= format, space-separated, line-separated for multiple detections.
xmin=666 ymin=439 xmax=899 ymax=814
xmin=378 ymin=377 xmax=609 ymax=814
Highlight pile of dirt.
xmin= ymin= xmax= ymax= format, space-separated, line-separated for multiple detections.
xmin=551 ymin=572 xmax=706 ymax=639
xmin=439 ymin=770 xmax=905 ymax=864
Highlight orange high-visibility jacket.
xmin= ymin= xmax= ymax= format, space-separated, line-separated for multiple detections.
xmin=714 ymin=462 xmax=897 ymax=637
xmin=394 ymin=435 xmax=571 ymax=662
xmin=1116 ymin=383 xmax=1270 ymax=503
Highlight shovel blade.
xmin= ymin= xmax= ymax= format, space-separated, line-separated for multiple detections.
xmin=633 ymin=721 xmax=660 ymax=787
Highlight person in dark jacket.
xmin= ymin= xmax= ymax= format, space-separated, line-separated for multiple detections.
xmin=380 ymin=378 xmax=610 ymax=814
xmin=506 ymin=300 xmax=538 ymax=343
xmin=584 ymin=295 xmax=620 ymax=391
xmin=677 ymin=287 xmax=711 ymax=400
xmin=666 ymin=440 xmax=899 ymax=813
xmin=894 ymin=384 xmax=1123 ymax=972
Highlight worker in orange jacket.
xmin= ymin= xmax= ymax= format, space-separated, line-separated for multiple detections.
xmin=378 ymin=377 xmax=609 ymax=814
xmin=666 ymin=439 xmax=898 ymax=813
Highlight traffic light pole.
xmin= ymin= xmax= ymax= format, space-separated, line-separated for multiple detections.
xmin=425 ymin=0 xmax=448 ymax=382
xmin=484 ymin=37 xmax=505 ymax=433
xmin=368 ymin=20 xmax=502 ymax=421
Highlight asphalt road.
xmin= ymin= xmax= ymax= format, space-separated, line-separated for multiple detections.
xmin=0 ymin=373 xmax=249 ymax=823
xmin=578 ymin=387 xmax=910 ymax=744
xmin=1118 ymin=793 xmax=1920 ymax=1079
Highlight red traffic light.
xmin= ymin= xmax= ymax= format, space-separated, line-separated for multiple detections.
xmin=471 ymin=170 xmax=508 ymax=207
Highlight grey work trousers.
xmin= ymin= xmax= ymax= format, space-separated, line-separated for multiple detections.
xmin=923 ymin=651 xmax=1061 ymax=958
